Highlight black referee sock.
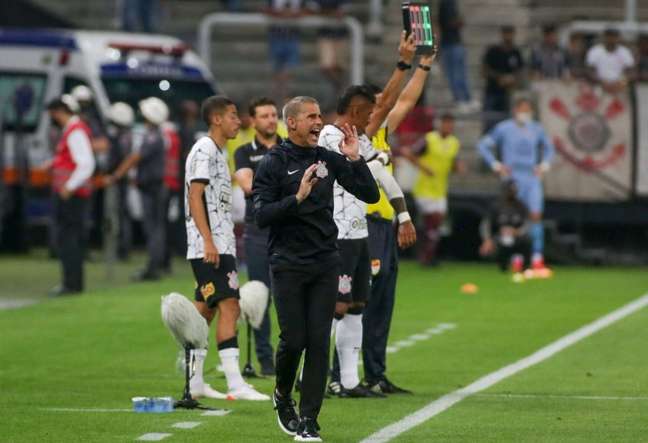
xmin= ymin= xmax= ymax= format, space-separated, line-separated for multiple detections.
xmin=217 ymin=335 xmax=238 ymax=351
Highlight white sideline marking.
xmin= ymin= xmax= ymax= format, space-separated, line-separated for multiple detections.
xmin=136 ymin=433 xmax=172 ymax=441
xmin=477 ymin=393 xmax=648 ymax=401
xmin=43 ymin=407 xmax=131 ymax=412
xmin=361 ymin=293 xmax=648 ymax=443
xmin=385 ymin=323 xmax=456 ymax=355
xmin=201 ymin=409 xmax=231 ymax=417
xmin=172 ymin=421 xmax=202 ymax=429
xmin=0 ymin=298 xmax=37 ymax=310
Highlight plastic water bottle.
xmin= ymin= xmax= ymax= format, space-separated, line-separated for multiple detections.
xmin=151 ymin=397 xmax=174 ymax=413
xmin=132 ymin=397 xmax=150 ymax=413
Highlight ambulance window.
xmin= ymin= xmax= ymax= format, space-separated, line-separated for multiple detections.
xmin=63 ymin=77 xmax=88 ymax=94
xmin=0 ymin=72 xmax=47 ymax=132
xmin=101 ymin=77 xmax=216 ymax=122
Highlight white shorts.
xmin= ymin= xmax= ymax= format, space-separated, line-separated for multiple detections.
xmin=416 ymin=197 xmax=447 ymax=214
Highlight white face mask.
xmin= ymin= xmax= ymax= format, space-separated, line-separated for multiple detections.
xmin=515 ymin=112 xmax=532 ymax=124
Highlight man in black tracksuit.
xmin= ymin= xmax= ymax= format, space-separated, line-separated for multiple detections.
xmin=253 ymin=96 xmax=379 ymax=442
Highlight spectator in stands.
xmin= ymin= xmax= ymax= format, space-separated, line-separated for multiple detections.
xmin=120 ymin=0 xmax=159 ymax=33
xmin=636 ymin=34 xmax=648 ymax=82
xmin=586 ymin=28 xmax=635 ymax=94
xmin=310 ymin=0 xmax=348 ymax=94
xmin=265 ymin=0 xmax=304 ymax=103
xmin=438 ymin=0 xmax=479 ymax=113
xmin=481 ymin=26 xmax=525 ymax=133
xmin=403 ymin=113 xmax=466 ymax=266
xmin=566 ymin=33 xmax=588 ymax=79
xmin=530 ymin=24 xmax=570 ymax=80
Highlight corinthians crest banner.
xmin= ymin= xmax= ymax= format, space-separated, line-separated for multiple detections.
xmin=537 ymin=81 xmax=633 ymax=201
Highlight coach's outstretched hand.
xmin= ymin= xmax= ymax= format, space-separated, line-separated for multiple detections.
xmin=296 ymin=163 xmax=320 ymax=204
xmin=338 ymin=123 xmax=360 ymax=161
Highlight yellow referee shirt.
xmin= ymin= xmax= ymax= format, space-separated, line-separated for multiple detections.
xmin=413 ymin=131 xmax=460 ymax=200
xmin=226 ymin=121 xmax=289 ymax=182
xmin=366 ymin=127 xmax=395 ymax=221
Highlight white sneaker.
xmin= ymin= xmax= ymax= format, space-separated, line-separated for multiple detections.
xmin=227 ymin=384 xmax=270 ymax=401
xmin=190 ymin=382 xmax=227 ymax=399
xmin=456 ymin=102 xmax=472 ymax=115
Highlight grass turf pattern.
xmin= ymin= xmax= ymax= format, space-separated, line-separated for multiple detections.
xmin=1 ymin=254 xmax=647 ymax=442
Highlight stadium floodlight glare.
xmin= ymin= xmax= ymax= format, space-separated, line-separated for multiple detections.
xmin=160 ymin=293 xmax=217 ymax=411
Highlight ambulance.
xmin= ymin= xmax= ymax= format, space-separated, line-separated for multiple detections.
xmin=0 ymin=28 xmax=217 ymax=239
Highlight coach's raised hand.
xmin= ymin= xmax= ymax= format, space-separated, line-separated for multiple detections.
xmin=339 ymin=123 xmax=360 ymax=161
xmin=296 ymin=163 xmax=320 ymax=204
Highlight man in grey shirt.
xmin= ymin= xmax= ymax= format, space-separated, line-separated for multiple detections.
xmin=106 ymin=97 xmax=168 ymax=280
xmin=530 ymin=25 xmax=570 ymax=80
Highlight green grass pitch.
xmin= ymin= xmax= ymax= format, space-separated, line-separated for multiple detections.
xmin=1 ymin=253 xmax=647 ymax=442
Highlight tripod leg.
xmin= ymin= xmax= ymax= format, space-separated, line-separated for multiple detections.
xmin=242 ymin=322 xmax=258 ymax=377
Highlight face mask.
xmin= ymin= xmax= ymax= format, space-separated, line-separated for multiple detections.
xmin=515 ymin=112 xmax=532 ymax=124
xmin=50 ymin=117 xmax=61 ymax=128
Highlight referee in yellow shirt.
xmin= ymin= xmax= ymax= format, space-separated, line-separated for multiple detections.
xmin=406 ymin=114 xmax=465 ymax=265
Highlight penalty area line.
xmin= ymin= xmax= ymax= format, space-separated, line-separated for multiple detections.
xmin=361 ymin=292 xmax=648 ymax=443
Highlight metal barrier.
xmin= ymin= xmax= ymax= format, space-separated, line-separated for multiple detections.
xmin=559 ymin=20 xmax=648 ymax=44
xmin=198 ymin=13 xmax=365 ymax=85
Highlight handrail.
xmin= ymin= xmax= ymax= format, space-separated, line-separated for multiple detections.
xmin=198 ymin=13 xmax=364 ymax=85
xmin=559 ymin=20 xmax=648 ymax=45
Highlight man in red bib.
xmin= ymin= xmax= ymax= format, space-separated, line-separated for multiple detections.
xmin=47 ymin=98 xmax=95 ymax=296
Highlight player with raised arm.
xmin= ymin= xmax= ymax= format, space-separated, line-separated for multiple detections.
xmin=184 ymin=95 xmax=269 ymax=401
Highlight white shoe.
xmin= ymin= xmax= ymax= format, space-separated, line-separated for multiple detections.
xmin=227 ymin=384 xmax=270 ymax=401
xmin=190 ymin=382 xmax=227 ymax=399
xmin=456 ymin=102 xmax=472 ymax=115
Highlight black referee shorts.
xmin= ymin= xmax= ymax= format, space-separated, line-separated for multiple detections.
xmin=337 ymin=238 xmax=371 ymax=304
xmin=190 ymin=254 xmax=240 ymax=309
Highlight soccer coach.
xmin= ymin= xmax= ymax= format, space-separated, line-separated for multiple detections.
xmin=253 ymin=96 xmax=379 ymax=441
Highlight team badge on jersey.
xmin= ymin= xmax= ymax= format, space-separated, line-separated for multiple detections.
xmin=338 ymin=274 xmax=352 ymax=294
xmin=315 ymin=161 xmax=328 ymax=179
xmin=371 ymin=259 xmax=381 ymax=276
xmin=227 ymin=271 xmax=240 ymax=290
xmin=201 ymin=282 xmax=216 ymax=299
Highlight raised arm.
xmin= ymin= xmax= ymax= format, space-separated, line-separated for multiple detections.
xmin=366 ymin=32 xmax=417 ymax=138
xmin=386 ymin=53 xmax=436 ymax=133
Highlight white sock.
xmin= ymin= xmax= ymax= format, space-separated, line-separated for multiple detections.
xmin=336 ymin=314 xmax=363 ymax=389
xmin=219 ymin=347 xmax=246 ymax=391
xmin=190 ymin=348 xmax=207 ymax=386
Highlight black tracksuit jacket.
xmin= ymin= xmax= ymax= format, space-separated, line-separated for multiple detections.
xmin=252 ymin=138 xmax=379 ymax=268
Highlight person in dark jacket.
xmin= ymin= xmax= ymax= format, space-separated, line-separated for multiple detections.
xmin=252 ymin=96 xmax=378 ymax=441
